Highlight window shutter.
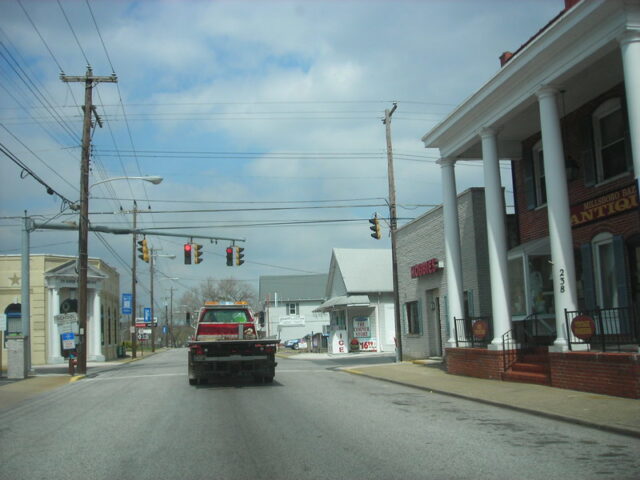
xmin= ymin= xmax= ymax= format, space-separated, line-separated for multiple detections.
xmin=621 ymin=97 xmax=634 ymax=173
xmin=580 ymin=114 xmax=596 ymax=186
xmin=467 ymin=290 xmax=474 ymax=317
xmin=612 ymin=235 xmax=629 ymax=309
xmin=417 ymin=299 xmax=423 ymax=335
xmin=581 ymin=243 xmax=596 ymax=310
xmin=523 ymin=147 xmax=536 ymax=209
xmin=444 ymin=295 xmax=449 ymax=339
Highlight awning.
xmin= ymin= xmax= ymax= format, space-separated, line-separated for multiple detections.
xmin=313 ymin=295 xmax=370 ymax=312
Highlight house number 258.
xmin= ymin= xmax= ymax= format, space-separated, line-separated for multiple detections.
xmin=559 ymin=268 xmax=565 ymax=293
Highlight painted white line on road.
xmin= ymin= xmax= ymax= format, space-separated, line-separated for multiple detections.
xmin=85 ymin=373 xmax=185 ymax=382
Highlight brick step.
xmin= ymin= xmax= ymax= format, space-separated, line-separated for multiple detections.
xmin=511 ymin=362 xmax=550 ymax=374
xmin=519 ymin=354 xmax=550 ymax=364
xmin=503 ymin=370 xmax=551 ymax=386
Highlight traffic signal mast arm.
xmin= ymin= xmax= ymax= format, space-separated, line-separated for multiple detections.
xmin=31 ymin=222 xmax=246 ymax=244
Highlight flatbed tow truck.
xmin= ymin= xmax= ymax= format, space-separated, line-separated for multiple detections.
xmin=187 ymin=302 xmax=278 ymax=385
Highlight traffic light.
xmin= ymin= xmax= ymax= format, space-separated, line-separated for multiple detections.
xmin=235 ymin=246 xmax=245 ymax=266
xmin=184 ymin=243 xmax=192 ymax=264
xmin=193 ymin=243 xmax=203 ymax=264
xmin=369 ymin=214 xmax=381 ymax=240
xmin=137 ymin=238 xmax=150 ymax=262
xmin=226 ymin=247 xmax=233 ymax=266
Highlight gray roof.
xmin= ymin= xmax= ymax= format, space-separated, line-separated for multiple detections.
xmin=258 ymin=274 xmax=328 ymax=303
xmin=330 ymin=248 xmax=392 ymax=294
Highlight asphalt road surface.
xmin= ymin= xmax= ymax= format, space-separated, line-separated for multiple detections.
xmin=1 ymin=349 xmax=638 ymax=480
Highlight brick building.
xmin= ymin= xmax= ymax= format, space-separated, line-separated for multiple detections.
xmin=421 ymin=0 xmax=640 ymax=398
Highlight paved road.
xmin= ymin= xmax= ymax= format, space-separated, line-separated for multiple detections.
xmin=1 ymin=349 xmax=638 ymax=480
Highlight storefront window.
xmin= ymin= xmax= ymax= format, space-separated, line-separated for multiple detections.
xmin=508 ymin=258 xmax=526 ymax=316
xmin=529 ymin=255 xmax=554 ymax=315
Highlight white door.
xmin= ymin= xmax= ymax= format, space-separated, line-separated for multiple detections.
xmin=382 ymin=303 xmax=396 ymax=351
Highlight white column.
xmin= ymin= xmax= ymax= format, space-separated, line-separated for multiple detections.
xmin=48 ymin=287 xmax=63 ymax=363
xmin=91 ymin=290 xmax=105 ymax=361
xmin=438 ymin=157 xmax=465 ymax=346
xmin=619 ymin=30 xmax=640 ymax=185
xmin=536 ymin=86 xmax=578 ymax=351
xmin=479 ymin=128 xmax=512 ymax=349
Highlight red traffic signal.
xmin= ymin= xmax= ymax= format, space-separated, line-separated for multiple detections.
xmin=226 ymin=247 xmax=233 ymax=266
xmin=184 ymin=243 xmax=192 ymax=264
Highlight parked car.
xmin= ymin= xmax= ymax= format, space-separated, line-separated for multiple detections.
xmin=283 ymin=339 xmax=298 ymax=348
xmin=292 ymin=339 xmax=308 ymax=350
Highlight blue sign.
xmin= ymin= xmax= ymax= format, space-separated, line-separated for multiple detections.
xmin=162 ymin=325 xmax=168 ymax=334
xmin=61 ymin=332 xmax=75 ymax=350
xmin=122 ymin=293 xmax=132 ymax=315
xmin=143 ymin=307 xmax=151 ymax=324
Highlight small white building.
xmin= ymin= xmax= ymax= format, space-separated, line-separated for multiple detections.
xmin=259 ymin=274 xmax=330 ymax=342
xmin=1 ymin=254 xmax=120 ymax=367
xmin=315 ymin=249 xmax=395 ymax=354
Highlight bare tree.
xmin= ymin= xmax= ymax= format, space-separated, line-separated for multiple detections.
xmin=178 ymin=277 xmax=258 ymax=316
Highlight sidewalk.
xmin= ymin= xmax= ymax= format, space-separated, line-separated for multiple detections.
xmin=338 ymin=358 xmax=640 ymax=439
xmin=0 ymin=349 xmax=163 ymax=411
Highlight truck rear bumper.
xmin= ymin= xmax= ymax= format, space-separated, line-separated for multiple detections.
xmin=189 ymin=359 xmax=277 ymax=377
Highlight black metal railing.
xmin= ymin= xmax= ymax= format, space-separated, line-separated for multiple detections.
xmin=501 ymin=313 xmax=554 ymax=370
xmin=453 ymin=316 xmax=493 ymax=348
xmin=564 ymin=306 xmax=639 ymax=352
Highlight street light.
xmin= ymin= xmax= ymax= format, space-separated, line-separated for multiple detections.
xmin=90 ymin=175 xmax=163 ymax=189
xmin=75 ymin=175 xmax=163 ymax=374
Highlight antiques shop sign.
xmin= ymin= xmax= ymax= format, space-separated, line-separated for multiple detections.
xmin=571 ymin=183 xmax=638 ymax=228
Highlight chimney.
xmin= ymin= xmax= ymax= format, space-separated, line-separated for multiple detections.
xmin=564 ymin=0 xmax=581 ymax=10
xmin=499 ymin=51 xmax=514 ymax=67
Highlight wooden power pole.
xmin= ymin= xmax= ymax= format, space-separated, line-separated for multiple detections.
xmin=60 ymin=67 xmax=117 ymax=374
xmin=383 ymin=103 xmax=403 ymax=362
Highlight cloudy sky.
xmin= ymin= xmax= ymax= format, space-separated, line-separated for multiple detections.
xmin=0 ymin=0 xmax=562 ymax=305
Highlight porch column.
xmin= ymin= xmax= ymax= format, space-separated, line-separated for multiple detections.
xmin=438 ymin=157 xmax=465 ymax=346
xmin=619 ymin=30 xmax=640 ymax=185
xmin=479 ymin=128 xmax=512 ymax=348
xmin=48 ymin=287 xmax=63 ymax=363
xmin=536 ymin=86 xmax=578 ymax=351
xmin=91 ymin=290 xmax=105 ymax=361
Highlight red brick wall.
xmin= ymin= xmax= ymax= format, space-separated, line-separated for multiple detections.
xmin=445 ymin=348 xmax=506 ymax=380
xmin=549 ymin=352 xmax=640 ymax=399
xmin=514 ymin=83 xmax=640 ymax=247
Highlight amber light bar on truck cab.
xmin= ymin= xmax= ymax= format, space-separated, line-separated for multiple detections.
xmin=204 ymin=301 xmax=248 ymax=305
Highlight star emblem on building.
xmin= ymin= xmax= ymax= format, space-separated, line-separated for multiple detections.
xmin=9 ymin=273 xmax=20 ymax=286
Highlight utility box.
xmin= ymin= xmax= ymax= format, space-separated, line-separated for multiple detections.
xmin=7 ymin=336 xmax=27 ymax=379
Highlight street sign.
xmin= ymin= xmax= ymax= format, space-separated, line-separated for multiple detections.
xmin=136 ymin=317 xmax=158 ymax=328
xmin=162 ymin=325 xmax=168 ymax=334
xmin=61 ymin=332 xmax=76 ymax=350
xmin=122 ymin=293 xmax=132 ymax=315
xmin=54 ymin=312 xmax=78 ymax=324
xmin=144 ymin=307 xmax=151 ymax=324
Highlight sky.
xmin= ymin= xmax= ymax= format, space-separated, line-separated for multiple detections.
xmin=0 ymin=0 xmax=563 ymax=308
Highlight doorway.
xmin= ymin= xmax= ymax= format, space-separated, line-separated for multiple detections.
xmin=426 ymin=290 xmax=442 ymax=357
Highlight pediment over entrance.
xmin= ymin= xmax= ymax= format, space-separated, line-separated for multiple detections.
xmin=44 ymin=260 xmax=107 ymax=289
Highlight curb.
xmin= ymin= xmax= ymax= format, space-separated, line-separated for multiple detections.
xmin=340 ymin=368 xmax=640 ymax=440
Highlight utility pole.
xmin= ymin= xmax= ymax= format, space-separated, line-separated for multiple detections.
xmin=383 ymin=103 xmax=403 ymax=362
xmin=131 ymin=202 xmax=138 ymax=358
xmin=169 ymin=285 xmax=174 ymax=348
xmin=150 ymin=247 xmax=155 ymax=353
xmin=61 ymin=67 xmax=117 ymax=374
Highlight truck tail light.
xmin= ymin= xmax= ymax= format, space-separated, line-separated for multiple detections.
xmin=191 ymin=345 xmax=205 ymax=355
